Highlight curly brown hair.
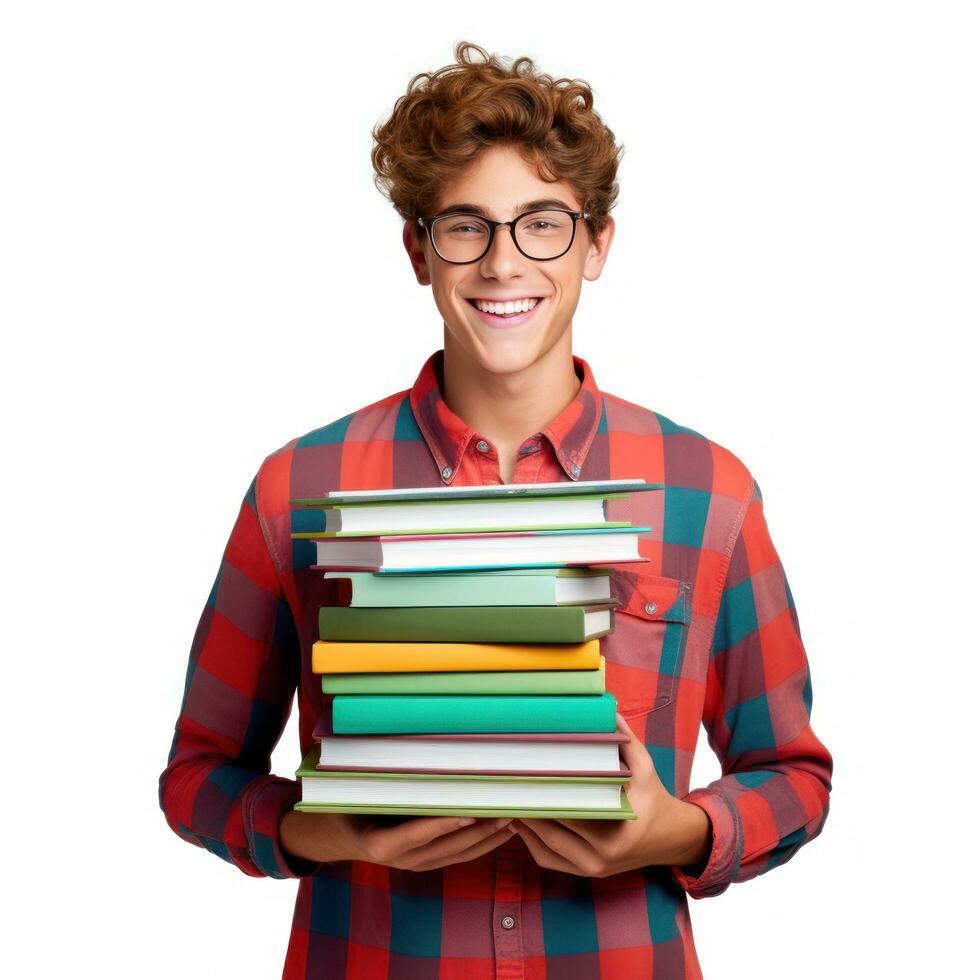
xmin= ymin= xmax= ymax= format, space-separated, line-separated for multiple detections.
xmin=371 ymin=41 xmax=623 ymax=242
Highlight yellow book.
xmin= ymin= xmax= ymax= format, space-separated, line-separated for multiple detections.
xmin=312 ymin=639 xmax=600 ymax=674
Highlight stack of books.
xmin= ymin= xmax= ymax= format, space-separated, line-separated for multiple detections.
xmin=289 ymin=478 xmax=661 ymax=820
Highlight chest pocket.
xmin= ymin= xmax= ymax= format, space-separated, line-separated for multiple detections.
xmin=601 ymin=568 xmax=693 ymax=719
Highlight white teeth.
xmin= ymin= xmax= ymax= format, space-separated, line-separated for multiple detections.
xmin=474 ymin=297 xmax=540 ymax=314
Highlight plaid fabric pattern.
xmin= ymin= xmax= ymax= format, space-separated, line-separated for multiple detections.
xmin=160 ymin=348 xmax=833 ymax=978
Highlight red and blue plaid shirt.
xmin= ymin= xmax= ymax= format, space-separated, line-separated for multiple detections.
xmin=160 ymin=348 xmax=833 ymax=979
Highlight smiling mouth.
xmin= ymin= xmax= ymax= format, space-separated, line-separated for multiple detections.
xmin=465 ymin=297 xmax=546 ymax=318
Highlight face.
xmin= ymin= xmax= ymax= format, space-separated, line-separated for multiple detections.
xmin=403 ymin=144 xmax=615 ymax=377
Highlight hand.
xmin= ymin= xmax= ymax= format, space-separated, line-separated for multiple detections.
xmin=512 ymin=712 xmax=711 ymax=878
xmin=279 ymin=808 xmax=516 ymax=872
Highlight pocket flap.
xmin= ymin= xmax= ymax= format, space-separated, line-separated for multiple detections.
xmin=608 ymin=568 xmax=691 ymax=625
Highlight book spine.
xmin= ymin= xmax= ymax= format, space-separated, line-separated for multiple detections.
xmin=318 ymin=605 xmax=586 ymax=643
xmin=354 ymin=575 xmax=553 ymax=607
xmin=330 ymin=693 xmax=617 ymax=735
xmin=321 ymin=661 xmax=606 ymax=695
xmin=293 ymin=799 xmax=636 ymax=820
xmin=311 ymin=639 xmax=600 ymax=673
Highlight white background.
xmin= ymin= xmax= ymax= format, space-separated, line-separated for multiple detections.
xmin=2 ymin=2 xmax=977 ymax=977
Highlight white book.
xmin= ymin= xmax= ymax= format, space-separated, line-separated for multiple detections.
xmin=299 ymin=773 xmax=624 ymax=809
xmin=318 ymin=735 xmax=622 ymax=773
xmin=321 ymin=495 xmax=613 ymax=535
xmin=313 ymin=528 xmax=649 ymax=572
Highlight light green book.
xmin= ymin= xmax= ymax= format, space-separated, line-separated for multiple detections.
xmin=321 ymin=657 xmax=606 ymax=695
xmin=295 ymin=746 xmax=636 ymax=819
xmin=321 ymin=567 xmax=613 ymax=607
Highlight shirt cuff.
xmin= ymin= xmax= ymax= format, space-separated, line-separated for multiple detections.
xmin=244 ymin=776 xmax=323 ymax=879
xmin=669 ymin=788 xmax=740 ymax=899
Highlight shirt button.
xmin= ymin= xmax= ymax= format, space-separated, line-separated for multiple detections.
xmin=441 ymin=466 xmax=453 ymax=480
xmin=644 ymin=602 xmax=658 ymax=615
xmin=500 ymin=915 xmax=516 ymax=930
xmin=476 ymin=440 xmax=489 ymax=453
xmin=571 ymin=464 xmax=581 ymax=477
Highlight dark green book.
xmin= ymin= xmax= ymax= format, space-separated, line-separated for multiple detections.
xmin=318 ymin=602 xmax=618 ymax=643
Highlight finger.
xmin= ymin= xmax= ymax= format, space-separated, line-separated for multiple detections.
xmin=369 ymin=814 xmax=479 ymax=856
xmin=552 ymin=816 xmax=611 ymax=841
xmin=413 ymin=823 xmax=517 ymax=871
xmin=400 ymin=817 xmax=513 ymax=862
xmin=512 ymin=821 xmax=585 ymax=876
xmin=518 ymin=818 xmax=601 ymax=868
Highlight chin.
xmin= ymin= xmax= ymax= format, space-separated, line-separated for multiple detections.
xmin=476 ymin=347 xmax=537 ymax=375
xmin=475 ymin=332 xmax=555 ymax=376
xmin=445 ymin=307 xmax=561 ymax=376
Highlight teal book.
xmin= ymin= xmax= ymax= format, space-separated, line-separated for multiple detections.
xmin=329 ymin=691 xmax=618 ymax=734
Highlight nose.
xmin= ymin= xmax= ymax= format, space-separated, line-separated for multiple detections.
xmin=478 ymin=223 xmax=527 ymax=278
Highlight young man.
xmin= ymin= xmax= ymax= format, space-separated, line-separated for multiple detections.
xmin=160 ymin=42 xmax=832 ymax=978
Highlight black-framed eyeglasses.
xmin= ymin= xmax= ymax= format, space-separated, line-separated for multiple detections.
xmin=417 ymin=208 xmax=591 ymax=264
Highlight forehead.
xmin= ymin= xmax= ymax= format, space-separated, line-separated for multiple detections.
xmin=433 ymin=145 xmax=581 ymax=217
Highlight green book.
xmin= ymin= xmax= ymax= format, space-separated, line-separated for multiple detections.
xmin=293 ymin=794 xmax=635 ymax=820
xmin=330 ymin=691 xmax=617 ymax=734
xmin=295 ymin=746 xmax=636 ymax=820
xmin=321 ymin=658 xmax=606 ymax=695
xmin=322 ymin=567 xmax=614 ymax=607
xmin=318 ymin=602 xmax=618 ymax=643
xmin=293 ymin=797 xmax=635 ymax=819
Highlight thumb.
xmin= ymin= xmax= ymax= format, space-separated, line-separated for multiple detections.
xmin=616 ymin=711 xmax=653 ymax=776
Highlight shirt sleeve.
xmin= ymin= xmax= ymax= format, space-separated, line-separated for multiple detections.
xmin=669 ymin=477 xmax=833 ymax=898
xmin=158 ymin=471 xmax=322 ymax=880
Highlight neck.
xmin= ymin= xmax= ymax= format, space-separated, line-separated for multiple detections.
xmin=440 ymin=334 xmax=582 ymax=448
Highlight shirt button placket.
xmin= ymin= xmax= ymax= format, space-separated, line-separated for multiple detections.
xmin=492 ymin=838 xmax=524 ymax=978
xmin=514 ymin=437 xmax=541 ymax=483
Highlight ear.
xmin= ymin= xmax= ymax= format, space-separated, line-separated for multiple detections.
xmin=582 ymin=216 xmax=615 ymax=283
xmin=403 ymin=220 xmax=432 ymax=286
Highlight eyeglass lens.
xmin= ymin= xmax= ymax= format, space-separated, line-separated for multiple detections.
xmin=431 ymin=210 xmax=575 ymax=262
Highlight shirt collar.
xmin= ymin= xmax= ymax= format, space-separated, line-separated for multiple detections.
xmin=409 ymin=348 xmax=602 ymax=484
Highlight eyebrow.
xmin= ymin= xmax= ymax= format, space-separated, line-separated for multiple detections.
xmin=436 ymin=198 xmax=577 ymax=218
